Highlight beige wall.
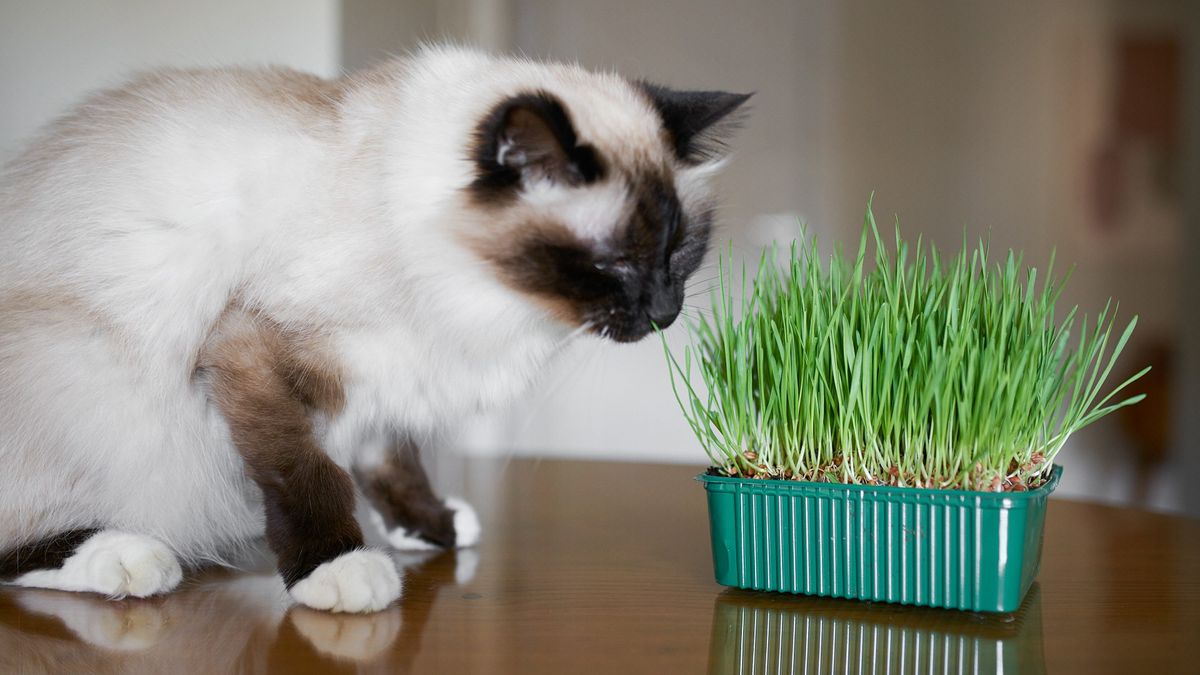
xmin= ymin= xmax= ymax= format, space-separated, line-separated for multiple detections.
xmin=341 ymin=0 xmax=513 ymax=71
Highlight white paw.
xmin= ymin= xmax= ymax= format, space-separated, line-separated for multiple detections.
xmin=445 ymin=497 xmax=481 ymax=548
xmin=289 ymin=549 xmax=401 ymax=613
xmin=13 ymin=531 xmax=182 ymax=599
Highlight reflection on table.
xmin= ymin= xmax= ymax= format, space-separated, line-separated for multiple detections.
xmin=709 ymin=585 xmax=1044 ymax=675
xmin=0 ymin=547 xmax=476 ymax=674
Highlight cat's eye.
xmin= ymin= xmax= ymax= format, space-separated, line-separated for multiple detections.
xmin=666 ymin=211 xmax=681 ymax=243
xmin=594 ymin=258 xmax=616 ymax=268
xmin=596 ymin=257 xmax=632 ymax=275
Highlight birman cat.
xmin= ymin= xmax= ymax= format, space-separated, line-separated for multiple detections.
xmin=0 ymin=46 xmax=748 ymax=612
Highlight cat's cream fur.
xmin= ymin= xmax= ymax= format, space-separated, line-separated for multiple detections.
xmin=0 ymin=45 xmax=733 ymax=611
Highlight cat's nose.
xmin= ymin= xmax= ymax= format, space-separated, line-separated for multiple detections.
xmin=645 ymin=293 xmax=680 ymax=329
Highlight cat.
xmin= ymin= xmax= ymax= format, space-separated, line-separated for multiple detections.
xmin=0 ymin=45 xmax=748 ymax=612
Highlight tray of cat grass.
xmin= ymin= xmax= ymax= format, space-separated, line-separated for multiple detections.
xmin=664 ymin=202 xmax=1147 ymax=613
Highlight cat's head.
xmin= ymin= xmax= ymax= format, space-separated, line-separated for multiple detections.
xmin=461 ymin=77 xmax=749 ymax=343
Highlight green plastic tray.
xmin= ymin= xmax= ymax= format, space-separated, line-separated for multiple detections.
xmin=701 ymin=466 xmax=1061 ymax=612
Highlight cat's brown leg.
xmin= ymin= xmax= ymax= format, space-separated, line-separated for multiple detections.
xmin=355 ymin=439 xmax=480 ymax=550
xmin=201 ymin=309 xmax=399 ymax=612
xmin=355 ymin=439 xmax=455 ymax=548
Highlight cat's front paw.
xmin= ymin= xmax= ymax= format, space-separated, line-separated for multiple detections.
xmin=13 ymin=531 xmax=182 ymax=599
xmin=288 ymin=549 xmax=401 ymax=613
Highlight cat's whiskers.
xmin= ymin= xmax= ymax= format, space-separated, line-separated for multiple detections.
xmin=685 ymin=273 xmax=720 ymax=289
xmin=556 ymin=321 xmax=594 ymax=349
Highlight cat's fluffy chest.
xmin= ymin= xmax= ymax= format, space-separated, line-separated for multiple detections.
xmin=319 ymin=304 xmax=567 ymax=462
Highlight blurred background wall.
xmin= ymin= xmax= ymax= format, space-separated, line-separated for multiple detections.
xmin=1 ymin=0 xmax=1196 ymax=515
xmin=0 ymin=0 xmax=340 ymax=156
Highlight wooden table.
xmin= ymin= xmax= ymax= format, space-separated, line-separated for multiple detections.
xmin=1 ymin=458 xmax=1197 ymax=674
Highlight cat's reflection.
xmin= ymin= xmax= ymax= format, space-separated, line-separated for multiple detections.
xmin=708 ymin=585 xmax=1046 ymax=675
xmin=0 ymin=548 xmax=477 ymax=674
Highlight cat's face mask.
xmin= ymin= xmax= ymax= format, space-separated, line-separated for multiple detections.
xmin=463 ymin=85 xmax=749 ymax=343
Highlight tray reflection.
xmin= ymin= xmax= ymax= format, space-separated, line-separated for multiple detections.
xmin=708 ymin=585 xmax=1045 ymax=675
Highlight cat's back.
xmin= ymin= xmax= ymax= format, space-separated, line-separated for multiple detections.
xmin=5 ymin=65 xmax=342 ymax=176
xmin=2 ymin=64 xmax=342 ymax=191
xmin=0 ymin=66 xmax=344 ymax=281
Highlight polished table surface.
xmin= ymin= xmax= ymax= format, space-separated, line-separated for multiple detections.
xmin=1 ymin=458 xmax=1198 ymax=674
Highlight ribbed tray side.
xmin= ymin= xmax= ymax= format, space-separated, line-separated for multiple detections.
xmin=703 ymin=468 xmax=1059 ymax=612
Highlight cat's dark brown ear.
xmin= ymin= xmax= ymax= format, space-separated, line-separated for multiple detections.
xmin=469 ymin=91 xmax=604 ymax=203
xmin=638 ymin=83 xmax=752 ymax=164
